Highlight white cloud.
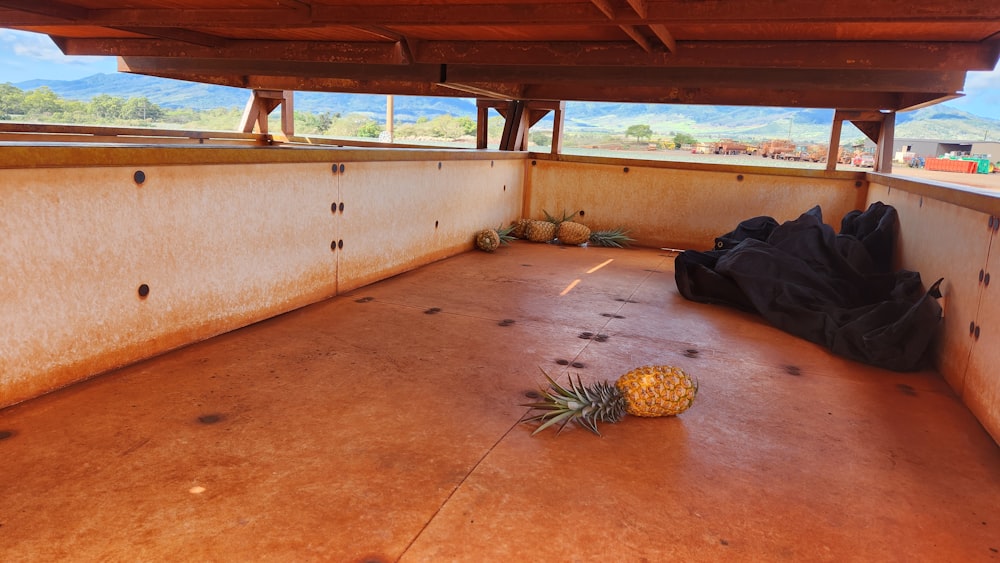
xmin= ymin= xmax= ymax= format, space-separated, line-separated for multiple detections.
xmin=0 ymin=29 xmax=88 ymax=65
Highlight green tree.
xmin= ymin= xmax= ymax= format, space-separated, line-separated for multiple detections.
xmin=530 ymin=131 xmax=551 ymax=146
xmin=357 ymin=119 xmax=382 ymax=138
xmin=456 ymin=116 xmax=476 ymax=136
xmin=23 ymin=86 xmax=61 ymax=115
xmin=673 ymin=132 xmax=698 ymax=147
xmin=0 ymin=83 xmax=25 ymax=119
xmin=625 ymin=124 xmax=653 ymax=143
xmin=90 ymin=93 xmax=125 ymax=119
xmin=121 ymin=97 xmax=163 ymax=121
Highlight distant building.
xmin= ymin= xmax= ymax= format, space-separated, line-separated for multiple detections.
xmin=863 ymin=138 xmax=1000 ymax=164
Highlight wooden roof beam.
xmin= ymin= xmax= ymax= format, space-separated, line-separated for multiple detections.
xmin=0 ymin=0 xmax=87 ymax=20
xmin=121 ymin=57 xmax=966 ymax=99
xmin=5 ymin=1 xmax=997 ymax=27
xmin=57 ymin=37 xmax=409 ymax=65
xmin=118 ymin=57 xmax=439 ymax=81
xmin=57 ymin=36 xmax=997 ymax=72
xmin=111 ymin=27 xmax=228 ymax=48
xmin=413 ymin=40 xmax=998 ymax=71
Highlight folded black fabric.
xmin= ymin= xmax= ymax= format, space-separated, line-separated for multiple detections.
xmin=675 ymin=203 xmax=942 ymax=371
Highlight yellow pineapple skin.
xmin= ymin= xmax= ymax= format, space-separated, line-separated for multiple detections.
xmin=615 ymin=365 xmax=697 ymax=417
xmin=511 ymin=218 xmax=533 ymax=239
xmin=557 ymin=221 xmax=591 ymax=245
xmin=525 ymin=220 xmax=557 ymax=242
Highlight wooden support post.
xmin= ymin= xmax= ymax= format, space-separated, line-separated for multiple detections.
xmin=479 ymin=98 xmax=565 ymax=153
xmin=499 ymin=100 xmax=526 ymax=151
xmin=875 ymin=112 xmax=896 ymax=174
xmin=550 ymin=100 xmax=566 ymax=155
xmin=827 ymin=112 xmax=845 ymax=172
xmin=476 ymin=100 xmax=490 ymax=149
xmin=239 ymin=90 xmax=295 ymax=137
xmin=386 ymin=95 xmax=394 ymax=142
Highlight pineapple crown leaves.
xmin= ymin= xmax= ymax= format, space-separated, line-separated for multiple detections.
xmin=495 ymin=223 xmax=516 ymax=245
xmin=542 ymin=209 xmax=580 ymax=225
xmin=589 ymin=227 xmax=635 ymax=248
xmin=520 ymin=368 xmax=623 ymax=436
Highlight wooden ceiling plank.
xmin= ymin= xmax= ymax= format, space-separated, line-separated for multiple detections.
xmin=444 ymin=65 xmax=967 ymax=93
xmin=119 ymin=57 xmax=439 ymax=81
xmin=58 ymin=37 xmax=407 ymax=65
xmin=0 ymin=0 xmax=88 ymax=20
xmin=111 ymin=26 xmax=229 ymax=48
xmin=517 ymin=83 xmax=910 ymax=109
xmin=0 ymin=6 xmax=320 ymax=27
xmin=309 ymin=2 xmax=1000 ymax=26
xmin=414 ymin=40 xmax=998 ymax=71
xmin=8 ymin=1 xmax=989 ymax=28
xmin=54 ymin=35 xmax=997 ymax=72
xmin=121 ymin=62 xmax=961 ymax=112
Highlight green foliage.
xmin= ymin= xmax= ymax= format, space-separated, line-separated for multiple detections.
xmin=0 ymin=84 xmax=487 ymax=143
xmin=356 ymin=119 xmax=382 ymax=138
xmin=0 ymin=83 xmax=25 ymax=119
xmin=625 ymin=123 xmax=653 ymax=142
xmin=23 ymin=86 xmax=61 ymax=115
xmin=531 ymin=131 xmax=551 ymax=146
xmin=673 ymin=132 xmax=698 ymax=147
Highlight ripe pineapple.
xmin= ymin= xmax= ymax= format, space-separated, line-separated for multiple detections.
xmin=475 ymin=228 xmax=501 ymax=252
xmin=525 ymin=219 xmax=557 ymax=242
xmin=526 ymin=209 xmax=578 ymax=243
xmin=511 ymin=218 xmax=533 ymax=239
xmin=588 ymin=227 xmax=635 ymax=248
xmin=557 ymin=221 xmax=591 ymax=245
xmin=522 ymin=365 xmax=698 ymax=436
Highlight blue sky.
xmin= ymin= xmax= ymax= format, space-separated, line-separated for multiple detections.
xmin=2 ymin=28 xmax=999 ymax=120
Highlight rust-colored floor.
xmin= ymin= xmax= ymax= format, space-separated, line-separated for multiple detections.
xmin=1 ymin=244 xmax=998 ymax=562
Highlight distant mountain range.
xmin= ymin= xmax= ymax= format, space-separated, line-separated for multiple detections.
xmin=14 ymin=73 xmax=1000 ymax=143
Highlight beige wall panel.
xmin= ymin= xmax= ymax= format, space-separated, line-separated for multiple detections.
xmin=526 ymin=160 xmax=865 ymax=249
xmin=866 ymin=182 xmax=989 ymax=396
xmin=963 ymin=239 xmax=1000 ymax=443
xmin=336 ymin=159 xmax=524 ymax=292
xmin=1 ymin=163 xmax=339 ymax=407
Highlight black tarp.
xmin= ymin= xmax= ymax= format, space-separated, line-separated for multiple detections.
xmin=674 ymin=203 xmax=942 ymax=371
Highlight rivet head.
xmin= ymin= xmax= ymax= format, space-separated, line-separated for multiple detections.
xmin=332 ymin=163 xmax=338 ymax=174
xmin=331 ymin=240 xmax=337 ymax=251
xmin=137 ymin=284 xmax=150 ymax=298
xmin=970 ymin=321 xmax=976 ymax=335
xmin=986 ymin=273 xmax=991 ymax=286
xmin=438 ymin=162 xmax=442 ymax=169
xmin=338 ymin=239 xmax=344 ymax=249
xmin=331 ymin=202 xmax=338 ymax=214
xmin=974 ymin=325 xmax=981 ymax=340
xmin=980 ymin=269 xmax=985 ymax=282
xmin=736 ymin=174 xmax=744 ymax=181
xmin=339 ymin=202 xmax=344 ymax=212
xmin=623 ymin=167 xmax=629 ymax=173
xmin=339 ymin=164 xmax=345 ymax=173
xmin=133 ymin=170 xmax=146 ymax=184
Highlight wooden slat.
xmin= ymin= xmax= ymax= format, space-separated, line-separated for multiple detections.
xmin=2 ymin=1 xmax=998 ymax=27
